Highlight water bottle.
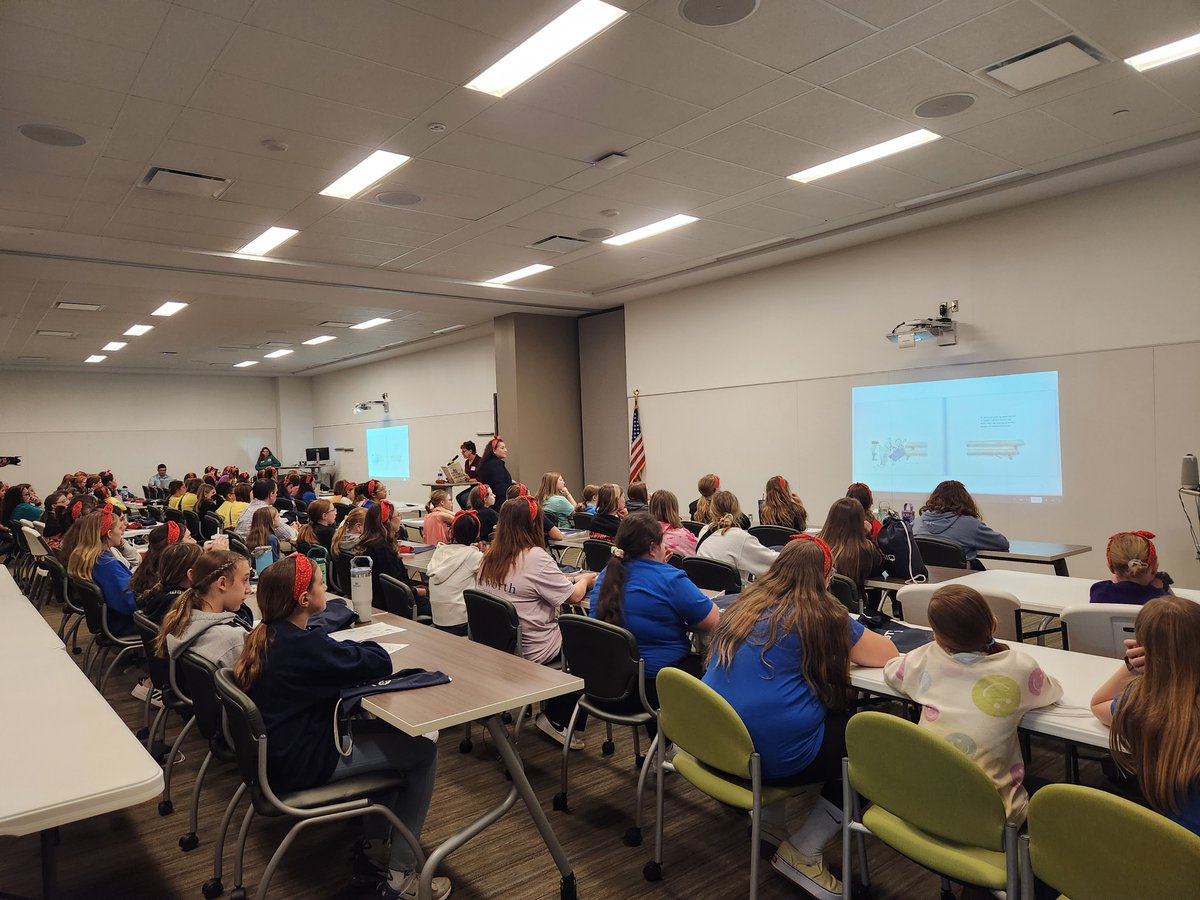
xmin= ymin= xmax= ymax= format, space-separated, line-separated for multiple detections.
xmin=350 ymin=555 xmax=374 ymax=623
xmin=252 ymin=546 xmax=273 ymax=579
xmin=901 ymin=503 xmax=914 ymax=525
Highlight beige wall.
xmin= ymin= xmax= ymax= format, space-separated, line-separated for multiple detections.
xmin=578 ymin=309 xmax=628 ymax=487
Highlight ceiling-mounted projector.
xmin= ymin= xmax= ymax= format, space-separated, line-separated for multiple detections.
xmin=887 ymin=301 xmax=958 ymax=349
xmin=353 ymin=393 xmax=389 ymax=414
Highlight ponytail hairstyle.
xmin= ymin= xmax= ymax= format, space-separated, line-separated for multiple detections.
xmin=926 ymin=585 xmax=1006 ymax=655
xmin=332 ymin=480 xmax=349 ymax=499
xmin=760 ymin=475 xmax=807 ymax=531
xmin=141 ymin=541 xmax=202 ymax=606
xmin=478 ymin=497 xmax=544 ymax=587
xmin=505 ymin=483 xmax=525 ymax=501
xmin=469 ymin=484 xmax=493 ymax=510
xmin=353 ymin=482 xmax=371 ymax=503
xmin=582 ymin=484 xmax=599 ymax=506
xmin=130 ymin=521 xmax=186 ymax=596
xmin=296 ymin=499 xmax=333 ymax=547
xmin=708 ymin=490 xmax=744 ymax=535
xmin=426 ymin=489 xmax=450 ymax=514
xmin=694 ymin=474 xmax=720 ymax=523
xmin=331 ymin=507 xmax=367 ymax=557
xmin=818 ymin=497 xmax=877 ymax=587
xmin=247 ymin=506 xmax=277 ymax=550
xmin=167 ymin=479 xmax=185 ymax=497
xmin=596 ymin=513 xmax=663 ymax=627
xmin=183 ymin=477 xmax=202 ymax=496
xmin=1106 ymin=531 xmax=1158 ymax=581
xmin=234 ymin=555 xmax=314 ymax=689
xmin=846 ymin=482 xmax=874 ymax=516
xmin=595 ymin=483 xmax=624 ymax=516
xmin=451 ymin=509 xmax=480 ymax=545
xmin=649 ymin=489 xmax=683 ymax=529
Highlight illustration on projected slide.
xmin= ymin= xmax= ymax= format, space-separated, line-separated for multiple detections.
xmin=966 ymin=439 xmax=1025 ymax=459
xmin=870 ymin=438 xmax=930 ymax=467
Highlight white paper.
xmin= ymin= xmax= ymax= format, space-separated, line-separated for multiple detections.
xmin=329 ymin=621 xmax=408 ymax=642
xmin=387 ymin=646 xmax=409 ymax=669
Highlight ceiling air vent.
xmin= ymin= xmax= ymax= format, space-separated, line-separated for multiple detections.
xmin=139 ymin=166 xmax=233 ymax=199
xmin=982 ymin=37 xmax=1104 ymax=94
xmin=524 ymin=235 xmax=591 ymax=253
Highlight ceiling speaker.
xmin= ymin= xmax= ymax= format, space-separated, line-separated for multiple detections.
xmin=679 ymin=0 xmax=758 ymax=27
xmin=375 ymin=191 xmax=422 ymax=206
xmin=578 ymin=227 xmax=615 ymax=240
xmin=914 ymin=93 xmax=976 ymax=119
xmin=19 ymin=124 xmax=86 ymax=146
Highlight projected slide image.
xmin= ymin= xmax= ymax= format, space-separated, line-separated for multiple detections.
xmin=853 ymin=397 xmax=946 ymax=481
xmin=366 ymin=425 xmax=411 ymax=479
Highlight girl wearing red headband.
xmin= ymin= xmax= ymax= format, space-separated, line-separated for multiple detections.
xmin=422 ymin=489 xmax=455 ymax=546
xmin=468 ymin=483 xmax=499 ymax=542
xmin=818 ymin=497 xmax=885 ymax=597
xmin=695 ymin=491 xmax=776 ymax=584
xmin=40 ymin=491 xmax=72 ymax=547
xmin=131 ymin=520 xmax=195 ymax=597
xmin=233 ymin=556 xmax=449 ymax=899
xmin=426 ymin=510 xmax=484 ymax=636
xmin=66 ymin=508 xmax=138 ymax=635
xmin=704 ymin=538 xmax=898 ymax=898
xmin=156 ymin=548 xmax=250 ymax=662
xmin=845 ymin=483 xmax=882 ymax=541
xmin=760 ymin=475 xmax=808 ymax=532
xmin=1091 ymin=531 xmax=1174 ymax=605
xmin=358 ymin=502 xmax=427 ymax=615
xmin=331 ymin=480 xmax=354 ymax=506
xmin=477 ymin=436 xmax=514 ymax=506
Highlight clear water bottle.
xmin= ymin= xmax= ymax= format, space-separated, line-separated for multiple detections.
xmin=901 ymin=502 xmax=914 ymax=525
xmin=252 ymin=546 xmax=273 ymax=579
xmin=350 ymin=555 xmax=373 ymax=623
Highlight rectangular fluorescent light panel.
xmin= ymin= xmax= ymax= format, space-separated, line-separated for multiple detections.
xmin=319 ymin=150 xmax=411 ymax=199
xmin=263 ymin=348 xmax=293 ymax=359
xmin=789 ymin=129 xmax=941 ymax=183
xmin=234 ymin=360 xmax=258 ymax=368
xmin=433 ymin=324 xmax=466 ymax=334
xmin=302 ymin=335 xmax=337 ymax=345
xmin=152 ymin=301 xmax=188 ymax=317
xmin=603 ymin=215 xmax=698 ymax=246
xmin=1126 ymin=30 xmax=1200 ymax=71
xmin=84 ymin=355 xmax=106 ymax=364
xmin=102 ymin=341 xmax=127 ymax=352
xmin=238 ymin=226 xmax=299 ymax=256
xmin=55 ymin=301 xmax=103 ymax=312
xmin=36 ymin=330 xmax=75 ymax=338
xmin=350 ymin=317 xmax=391 ymax=330
xmin=319 ymin=320 xmax=354 ymax=328
xmin=465 ymin=0 xmax=626 ymax=98
xmin=124 ymin=324 xmax=153 ymax=336
xmin=487 ymin=263 xmax=553 ymax=284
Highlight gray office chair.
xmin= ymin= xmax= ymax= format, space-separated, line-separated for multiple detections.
xmin=914 ymin=535 xmax=969 ymax=569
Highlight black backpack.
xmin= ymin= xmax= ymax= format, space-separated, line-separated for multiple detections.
xmin=877 ymin=514 xmax=928 ymax=582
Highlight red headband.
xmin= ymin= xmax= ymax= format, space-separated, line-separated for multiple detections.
xmin=773 ymin=475 xmax=788 ymax=492
xmin=379 ymin=500 xmax=393 ymax=524
xmin=523 ymin=496 xmax=539 ymax=521
xmin=99 ymin=505 xmax=114 ymax=535
xmin=71 ymin=500 xmax=84 ymax=522
xmin=713 ymin=474 xmax=720 ymax=490
xmin=367 ymin=479 xmax=378 ymax=497
xmin=478 ymin=484 xmax=490 ymax=502
xmin=290 ymin=554 xmax=313 ymax=600
xmin=1106 ymin=530 xmax=1157 ymax=571
xmin=517 ymin=483 xmax=529 ymax=497
xmin=848 ymin=482 xmax=869 ymax=492
xmin=344 ymin=481 xmax=356 ymax=493
xmin=489 ymin=436 xmax=500 ymax=449
xmin=789 ymin=533 xmax=832 ymax=576
xmin=166 ymin=521 xmax=182 ymax=545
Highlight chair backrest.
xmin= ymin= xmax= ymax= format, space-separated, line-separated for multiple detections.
xmin=378 ymin=573 xmax=417 ymax=619
xmin=656 ymin=667 xmax=753 ymax=778
xmin=402 ymin=522 xmax=423 ymax=543
xmin=39 ymin=554 xmax=69 ymax=607
xmin=21 ymin=526 xmax=51 ymax=559
xmin=1027 ymin=783 xmax=1200 ymax=898
xmin=583 ymin=538 xmax=614 ymax=573
xmin=213 ymin=667 xmax=268 ymax=790
xmin=329 ymin=551 xmax=352 ymax=596
xmin=69 ymin=575 xmax=107 ymax=636
xmin=897 ymin=583 xmax=1022 ymax=642
xmin=681 ymin=520 xmax=704 ymax=537
xmin=183 ymin=509 xmax=202 ymax=541
xmin=201 ymin=513 xmax=223 ymax=541
xmin=846 ymin=711 xmax=1007 ymax=850
xmin=666 ymin=552 xmax=684 ymax=569
xmin=570 ymin=510 xmax=594 ymax=530
xmin=1060 ymin=604 xmax=1141 ymax=658
xmin=132 ymin=611 xmax=171 ymax=690
xmin=464 ymin=588 xmax=521 ymax=656
xmin=178 ymin=650 xmax=228 ymax=743
xmin=559 ymin=615 xmax=641 ymax=704
xmin=163 ymin=507 xmax=184 ymax=526
xmin=225 ymin=534 xmax=252 ymax=561
xmin=273 ymin=498 xmax=295 ymax=513
xmin=828 ymin=573 xmax=862 ymax=615
xmin=914 ymin=535 xmax=969 ymax=569
xmin=681 ymin=556 xmax=742 ymax=594
xmin=748 ymin=525 xmax=795 ymax=549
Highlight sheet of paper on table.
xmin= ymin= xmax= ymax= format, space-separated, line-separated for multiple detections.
xmin=330 ymin=621 xmax=408 ymax=642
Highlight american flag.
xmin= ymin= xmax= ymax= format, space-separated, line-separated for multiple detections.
xmin=629 ymin=395 xmax=646 ymax=483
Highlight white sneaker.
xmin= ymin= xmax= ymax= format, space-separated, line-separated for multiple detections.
xmin=535 ymin=713 xmax=584 ymax=750
xmin=150 ymin=689 xmax=164 ymax=709
xmin=130 ymin=680 xmax=150 ymax=702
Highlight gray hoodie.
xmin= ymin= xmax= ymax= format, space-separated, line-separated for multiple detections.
xmin=426 ymin=543 xmax=483 ymax=628
xmin=164 ymin=609 xmax=250 ymax=669
xmin=912 ymin=510 xmax=1009 ymax=560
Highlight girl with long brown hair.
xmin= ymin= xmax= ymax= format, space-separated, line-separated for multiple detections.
xmin=467 ymin=484 xmax=498 ymax=541
xmin=130 ymin=520 xmax=194 ymax=597
xmin=357 ymin=501 xmax=426 ymax=612
xmin=587 ymin=484 xmax=625 ymax=540
xmin=67 ymin=507 xmax=138 ymax=635
xmin=478 ymin=497 xmax=597 ymax=746
xmin=759 ymin=475 xmax=807 ymax=531
xmin=295 ymin=499 xmax=336 ymax=554
xmin=1092 ymin=596 xmax=1200 ymax=836
xmin=649 ymin=489 xmax=697 ymax=557
xmin=232 ymin=556 xmax=449 ymax=899
xmin=846 ymin=482 xmax=882 ymax=541
xmin=913 ymin=479 xmax=1009 ymax=567
xmin=703 ymin=537 xmax=898 ymax=898
xmin=535 ymin=471 xmax=577 ymax=529
xmin=695 ymin=490 xmax=777 ymax=583
xmin=818 ymin=497 xmax=884 ymax=592
xmin=246 ymin=505 xmax=281 ymax=562
xmin=140 ymin=541 xmax=202 ymax=624
xmin=157 ymin=549 xmax=251 ymax=667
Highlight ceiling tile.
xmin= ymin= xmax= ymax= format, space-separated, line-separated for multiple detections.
xmin=100 ymin=222 xmax=242 ymax=251
xmin=0 ymin=22 xmax=145 ymax=93
xmin=877 ymin=137 xmax=1019 ymax=186
xmin=952 ymin=108 xmax=1096 ymax=165
xmin=306 ymin=215 xmax=445 ymax=248
xmin=531 ymin=246 xmax=691 ymax=291
xmin=1036 ymin=0 xmax=1200 ymax=59
xmin=392 ymin=0 xmax=579 ymax=44
xmin=758 ymin=183 xmax=883 ymax=220
xmin=461 ymin=101 xmax=642 ymax=163
xmin=380 ymin=88 xmax=496 ymax=158
xmin=62 ymin=199 xmax=116 ymax=233
xmin=568 ymin=14 xmax=779 ymax=108
xmin=0 ymin=70 xmax=126 ymax=128
xmin=80 ymin=157 xmax=145 ymax=204
xmin=328 ymin=200 xmax=472 ymax=235
xmin=273 ymin=244 xmax=402 ymax=267
xmin=809 ymin=162 xmax=945 ymax=203
xmin=707 ymin=202 xmax=826 ymax=234
xmin=112 ymin=205 xmax=262 ymax=240
xmin=652 ymin=75 xmax=813 ymax=148
xmin=1147 ymin=58 xmax=1200 ymax=113
xmin=0 ymin=189 xmax=75 ymax=217
xmin=129 ymin=4 xmax=239 ymax=105
xmin=1039 ymin=76 xmax=1196 ymax=141
xmin=630 ymin=218 xmax=778 ymax=258
xmin=0 ymin=110 xmax=107 ymax=178
xmin=103 ymin=97 xmax=181 ymax=163
xmin=687 ymin=123 xmax=831 ymax=176
xmin=640 ymin=0 xmax=873 ymax=72
xmin=822 ymin=0 xmax=945 ymax=29
xmin=376 ymin=158 xmax=544 ymax=205
xmin=0 ymin=168 xmax=85 ymax=201
xmin=750 ymin=88 xmax=913 ymax=151
xmin=629 ymin=149 xmax=779 ymax=195
xmin=217 ymin=179 xmax=312 ymax=210
xmin=584 ymin=172 xmax=722 ymax=211
xmin=918 ymin=1 xmax=1071 ymax=73
xmin=0 ymin=0 xmax=170 ymax=53
xmin=173 ymin=0 xmax=255 ymax=21
xmin=540 ymin=191 xmax=677 ymax=227
xmin=123 ymin=189 xmax=285 ymax=226
xmin=421 ymin=131 xmax=589 ymax=185
xmin=152 ymin=138 xmax=333 ymax=191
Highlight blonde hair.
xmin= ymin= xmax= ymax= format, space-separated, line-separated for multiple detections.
xmin=247 ymin=506 xmax=277 ymax=550
xmin=694 ymin=474 xmax=719 ymax=524
xmin=708 ymin=490 xmax=743 ymax=536
xmin=760 ymin=475 xmax=807 ymax=530
xmin=155 ymin=550 xmax=245 ymax=656
xmin=535 ymin=472 xmax=562 ymax=506
xmin=66 ymin=510 xmax=120 ymax=580
xmin=425 ymin=489 xmax=450 ymax=513
xmin=1107 ymin=532 xmax=1154 ymax=579
xmin=331 ymin=507 xmax=366 ymax=558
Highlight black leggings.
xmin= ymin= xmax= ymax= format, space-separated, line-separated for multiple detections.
xmin=764 ymin=711 xmax=850 ymax=807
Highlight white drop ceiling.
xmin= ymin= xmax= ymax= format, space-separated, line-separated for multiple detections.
xmin=0 ymin=0 xmax=1198 ymax=374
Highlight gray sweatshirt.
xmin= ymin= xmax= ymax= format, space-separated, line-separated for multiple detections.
xmin=913 ymin=510 xmax=1009 ymax=560
xmin=164 ymin=609 xmax=250 ymax=669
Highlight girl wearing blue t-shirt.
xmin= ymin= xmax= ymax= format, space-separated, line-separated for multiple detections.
xmin=703 ymin=536 xmax=898 ymax=900
xmin=66 ymin=506 xmax=138 ymax=635
xmin=589 ymin=513 xmax=719 ymax=734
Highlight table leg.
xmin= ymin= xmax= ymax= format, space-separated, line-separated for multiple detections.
xmin=41 ymin=827 xmax=58 ymax=900
xmin=1053 ymin=559 xmax=1069 ymax=577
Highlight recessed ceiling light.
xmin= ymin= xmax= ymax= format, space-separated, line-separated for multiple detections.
xmin=234 ymin=360 xmax=258 ymax=368
xmin=35 ymin=329 xmax=76 ymax=338
xmin=18 ymin=356 xmax=48 ymax=361
xmin=124 ymin=324 xmax=154 ymax=336
xmin=84 ymin=355 xmax=106 ymax=364
xmin=303 ymin=335 xmax=337 ymax=345
xmin=433 ymin=324 xmax=467 ymax=334
xmin=264 ymin=348 xmax=294 ymax=359
xmin=350 ymin=317 xmax=391 ymax=330
xmin=319 ymin=150 xmax=411 ymax=199
xmin=603 ymin=215 xmax=699 ymax=246
xmin=486 ymin=264 xmax=554 ymax=285
xmin=102 ymin=341 xmax=127 ymax=352
xmin=19 ymin=124 xmax=86 ymax=147
xmin=1125 ymin=30 xmax=1200 ymax=71
xmin=788 ymin=129 xmax=940 ymax=183
xmin=238 ymin=226 xmax=299 ymax=256
xmin=465 ymin=0 xmax=627 ymax=98
xmin=319 ymin=321 xmax=354 ymax=328
xmin=55 ymin=301 xmax=103 ymax=312
xmin=152 ymin=301 xmax=188 ymax=317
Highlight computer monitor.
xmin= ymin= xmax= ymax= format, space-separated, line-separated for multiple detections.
xmin=305 ymin=447 xmax=330 ymax=462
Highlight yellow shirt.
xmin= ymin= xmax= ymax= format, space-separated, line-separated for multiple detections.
xmin=217 ymin=500 xmax=249 ymax=530
xmin=167 ymin=495 xmax=185 ymax=510
xmin=105 ymin=496 xmax=127 ymax=513
xmin=180 ymin=493 xmax=199 ymax=512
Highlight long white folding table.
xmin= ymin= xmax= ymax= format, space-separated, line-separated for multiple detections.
xmin=0 ymin=568 xmax=64 ymax=650
xmin=950 ymin=569 xmax=1200 ymax=617
xmin=975 ymin=541 xmax=1091 ymax=576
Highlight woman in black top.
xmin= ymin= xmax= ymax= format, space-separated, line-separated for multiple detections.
xmin=41 ymin=491 xmax=72 ymax=542
xmin=476 ymin=437 xmax=514 ymax=503
xmin=588 ymin=484 xmax=626 ymax=540
xmin=357 ymin=502 xmax=428 ymax=616
xmin=468 ymin=485 xmax=499 ymax=542
xmin=296 ymin=499 xmax=337 ymax=554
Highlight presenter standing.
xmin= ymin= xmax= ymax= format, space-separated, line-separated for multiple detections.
xmin=457 ymin=440 xmax=480 ymax=509
xmin=477 ymin=437 xmax=514 ymax=503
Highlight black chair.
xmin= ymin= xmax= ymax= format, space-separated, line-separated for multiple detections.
xmin=48 ymin=556 xmax=85 ymax=654
xmin=209 ymin=668 xmax=424 ymax=900
xmin=570 ymin=511 xmax=594 ymax=530
xmin=914 ymin=535 xmax=970 ymax=570
xmin=553 ymin=616 xmax=657 ymax=847
xmin=201 ymin=513 xmax=224 ymax=542
xmin=828 ymin=573 xmax=862 ymax=615
xmin=681 ymin=520 xmax=705 ymax=537
xmin=71 ymin=575 xmax=140 ymax=692
xmin=131 ymin=612 xmax=193 ymax=814
xmin=460 ymin=589 xmax=524 ymax=753
xmin=583 ymin=539 xmax=614 ymax=573
xmin=273 ymin=498 xmax=295 ymax=515
xmin=164 ymin=507 xmax=185 ymax=528
xmin=748 ymin=525 xmax=797 ymax=549
xmin=378 ymin=573 xmax=432 ymax=625
xmin=175 ymin=650 xmax=239 ymax=856
xmin=666 ymin=552 xmax=684 ymax=570
xmin=225 ymin=535 xmax=252 ymax=561
xmin=183 ymin=510 xmax=202 ymax=542
xmin=329 ymin=552 xmax=352 ymax=596
xmin=681 ymin=557 xmax=742 ymax=595
xmin=334 ymin=502 xmax=350 ymax=524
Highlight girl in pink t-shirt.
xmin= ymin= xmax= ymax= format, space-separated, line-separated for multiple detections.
xmin=650 ymin=489 xmax=698 ymax=558
xmin=422 ymin=489 xmax=454 ymax=545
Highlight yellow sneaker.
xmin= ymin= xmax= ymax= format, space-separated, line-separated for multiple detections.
xmin=772 ymin=840 xmax=842 ymax=900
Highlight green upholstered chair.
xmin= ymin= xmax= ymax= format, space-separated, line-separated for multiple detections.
xmin=1021 ymin=783 xmax=1200 ymax=900
xmin=842 ymin=711 xmax=1020 ymax=900
xmin=644 ymin=667 xmax=808 ymax=899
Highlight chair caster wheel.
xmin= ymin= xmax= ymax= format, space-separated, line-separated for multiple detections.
xmin=201 ymin=878 xmax=223 ymax=898
xmin=552 ymin=793 xmax=569 ymax=812
xmin=500 ymin=711 xmax=513 ymax=725
xmin=601 ymin=740 xmax=615 ymax=755
xmin=459 ymin=739 xmax=473 ymax=753
xmin=560 ymin=872 xmax=577 ymax=900
xmin=158 ymin=800 xmax=173 ymax=816
xmin=179 ymin=832 xmax=199 ymax=852
xmin=623 ymin=827 xmax=642 ymax=847
xmin=73 ymin=647 xmax=82 ymax=655
xmin=643 ymin=861 xmax=662 ymax=882
xmin=230 ymin=888 xmax=247 ymax=900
